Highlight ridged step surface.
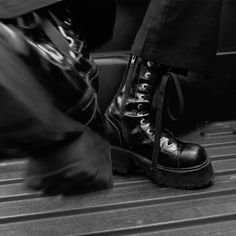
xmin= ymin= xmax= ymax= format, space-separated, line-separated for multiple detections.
xmin=1 ymin=121 xmax=236 ymax=235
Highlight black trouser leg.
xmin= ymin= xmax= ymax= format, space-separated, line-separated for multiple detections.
xmin=131 ymin=0 xmax=223 ymax=74
xmin=0 ymin=40 xmax=83 ymax=155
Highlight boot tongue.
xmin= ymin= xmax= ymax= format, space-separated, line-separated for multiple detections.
xmin=160 ymin=132 xmax=179 ymax=155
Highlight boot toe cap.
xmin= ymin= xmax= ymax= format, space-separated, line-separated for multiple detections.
xmin=180 ymin=143 xmax=209 ymax=168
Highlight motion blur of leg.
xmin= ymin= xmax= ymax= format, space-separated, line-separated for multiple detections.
xmin=0 ymin=0 xmax=113 ymax=195
xmin=106 ymin=0 xmax=223 ymax=189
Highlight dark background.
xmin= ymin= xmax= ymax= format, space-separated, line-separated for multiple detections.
xmin=92 ymin=0 xmax=236 ymax=53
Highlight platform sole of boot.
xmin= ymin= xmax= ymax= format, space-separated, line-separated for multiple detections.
xmin=111 ymin=146 xmax=214 ymax=189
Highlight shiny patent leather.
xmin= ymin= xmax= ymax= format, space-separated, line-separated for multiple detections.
xmin=106 ymin=55 xmax=214 ymax=189
xmin=0 ymin=8 xmax=112 ymax=194
xmin=15 ymin=10 xmax=105 ymax=133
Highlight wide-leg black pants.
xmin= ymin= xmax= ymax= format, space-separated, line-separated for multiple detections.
xmin=131 ymin=0 xmax=223 ymax=75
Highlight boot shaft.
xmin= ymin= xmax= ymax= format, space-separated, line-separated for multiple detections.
xmin=18 ymin=9 xmax=101 ymax=124
xmin=1 ymin=7 xmax=105 ymax=137
xmin=106 ymin=55 xmax=166 ymax=149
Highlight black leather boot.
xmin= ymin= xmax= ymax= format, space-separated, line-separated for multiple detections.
xmin=1 ymin=7 xmax=113 ymax=194
xmin=16 ymin=8 xmax=103 ymax=132
xmin=105 ymin=55 xmax=214 ymax=189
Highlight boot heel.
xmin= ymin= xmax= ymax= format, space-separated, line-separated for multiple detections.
xmin=111 ymin=147 xmax=134 ymax=174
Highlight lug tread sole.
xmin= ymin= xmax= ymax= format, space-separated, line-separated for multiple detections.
xmin=111 ymin=146 xmax=214 ymax=190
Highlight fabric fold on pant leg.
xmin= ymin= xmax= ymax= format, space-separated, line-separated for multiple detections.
xmin=0 ymin=39 xmax=85 ymax=155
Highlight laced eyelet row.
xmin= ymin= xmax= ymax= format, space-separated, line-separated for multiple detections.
xmin=140 ymin=119 xmax=153 ymax=135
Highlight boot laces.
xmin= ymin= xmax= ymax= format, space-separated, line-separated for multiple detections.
xmin=151 ymin=72 xmax=184 ymax=167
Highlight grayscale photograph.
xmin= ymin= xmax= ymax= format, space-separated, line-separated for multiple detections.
xmin=0 ymin=0 xmax=235 ymax=235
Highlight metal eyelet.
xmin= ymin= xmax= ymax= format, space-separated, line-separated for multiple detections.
xmin=147 ymin=61 xmax=154 ymax=68
xmin=137 ymin=104 xmax=143 ymax=110
xmin=144 ymin=72 xmax=152 ymax=79
xmin=141 ymin=83 xmax=148 ymax=90
xmin=64 ymin=19 xmax=72 ymax=26
xmin=140 ymin=118 xmax=147 ymax=125
xmin=138 ymin=94 xmax=145 ymax=100
xmin=147 ymin=129 xmax=153 ymax=135
xmin=166 ymin=142 xmax=174 ymax=147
